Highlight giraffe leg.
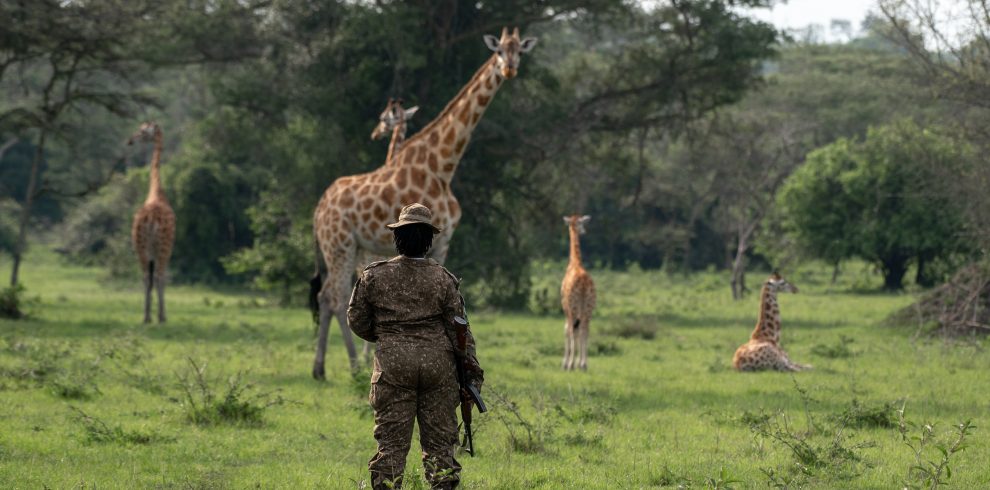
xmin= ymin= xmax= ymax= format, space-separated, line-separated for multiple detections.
xmin=142 ymin=265 xmax=153 ymax=324
xmin=578 ymin=316 xmax=590 ymax=371
xmin=155 ymin=267 xmax=167 ymax=323
xmin=561 ymin=319 xmax=572 ymax=370
xmin=313 ymin=245 xmax=360 ymax=379
xmin=313 ymin=292 xmax=332 ymax=380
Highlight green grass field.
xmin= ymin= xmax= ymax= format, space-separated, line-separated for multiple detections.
xmin=2 ymin=249 xmax=988 ymax=489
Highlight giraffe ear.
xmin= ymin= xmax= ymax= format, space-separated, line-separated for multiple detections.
xmin=404 ymin=106 xmax=419 ymax=120
xmin=484 ymin=35 xmax=501 ymax=52
xmin=520 ymin=37 xmax=538 ymax=53
xmin=562 ymin=217 xmax=570 ymax=224
xmin=579 ymin=215 xmax=591 ymax=223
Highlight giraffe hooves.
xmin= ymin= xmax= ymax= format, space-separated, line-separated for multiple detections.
xmin=312 ymin=363 xmax=326 ymax=380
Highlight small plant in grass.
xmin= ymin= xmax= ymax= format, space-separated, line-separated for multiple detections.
xmin=748 ymin=379 xmax=877 ymax=483
xmin=0 ymin=284 xmax=27 ymax=319
xmin=897 ymin=402 xmax=975 ymax=490
xmin=704 ymin=466 xmax=743 ymax=489
xmin=650 ymin=465 xmax=692 ymax=487
xmin=488 ymin=385 xmax=555 ymax=454
xmin=70 ymin=406 xmax=171 ymax=445
xmin=49 ymin=377 xmax=100 ymax=400
xmin=176 ymin=358 xmax=285 ymax=427
xmin=590 ymin=339 xmax=621 ymax=356
xmin=832 ymin=399 xmax=897 ymax=429
xmin=605 ymin=315 xmax=660 ymax=340
xmin=811 ymin=335 xmax=858 ymax=359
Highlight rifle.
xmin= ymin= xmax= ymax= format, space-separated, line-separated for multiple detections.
xmin=453 ymin=315 xmax=486 ymax=456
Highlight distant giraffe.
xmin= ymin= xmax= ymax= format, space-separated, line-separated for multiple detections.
xmin=371 ymin=97 xmax=419 ymax=166
xmin=129 ymin=122 xmax=176 ymax=324
xmin=561 ymin=215 xmax=596 ymax=371
xmin=733 ymin=272 xmax=811 ymax=372
xmin=309 ymin=27 xmax=537 ymax=378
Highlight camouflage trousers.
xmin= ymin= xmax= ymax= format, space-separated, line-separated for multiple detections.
xmin=369 ymin=341 xmax=460 ymax=490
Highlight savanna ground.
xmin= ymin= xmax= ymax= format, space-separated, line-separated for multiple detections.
xmin=1 ymin=248 xmax=988 ymax=489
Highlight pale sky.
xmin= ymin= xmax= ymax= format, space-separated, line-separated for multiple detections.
xmin=745 ymin=0 xmax=876 ymax=42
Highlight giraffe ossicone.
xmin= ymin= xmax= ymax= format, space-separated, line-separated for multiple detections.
xmin=309 ymin=27 xmax=538 ymax=379
xmin=732 ymin=272 xmax=811 ymax=372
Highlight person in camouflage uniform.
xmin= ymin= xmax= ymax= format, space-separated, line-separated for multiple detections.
xmin=348 ymin=203 xmax=483 ymax=490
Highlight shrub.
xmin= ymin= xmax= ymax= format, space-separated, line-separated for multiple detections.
xmin=176 ymin=358 xmax=284 ymax=427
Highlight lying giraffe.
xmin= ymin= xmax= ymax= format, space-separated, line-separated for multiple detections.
xmin=309 ymin=27 xmax=537 ymax=378
xmin=129 ymin=122 xmax=176 ymax=324
xmin=561 ymin=215 xmax=596 ymax=371
xmin=733 ymin=272 xmax=811 ymax=372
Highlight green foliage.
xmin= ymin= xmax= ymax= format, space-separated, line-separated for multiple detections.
xmin=897 ymin=403 xmax=975 ymax=490
xmin=811 ymin=335 xmax=858 ymax=359
xmin=176 ymin=358 xmax=284 ymax=427
xmin=55 ymin=172 xmax=146 ymax=277
xmin=0 ymin=284 xmax=27 ymax=319
xmin=71 ymin=407 xmax=171 ymax=446
xmin=222 ymin=187 xmax=312 ymax=305
xmin=3 ymin=251 xmax=990 ymax=487
xmin=779 ymin=120 xmax=973 ymax=290
xmin=170 ymin=159 xmax=253 ymax=283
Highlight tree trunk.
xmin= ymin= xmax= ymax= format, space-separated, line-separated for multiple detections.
xmin=831 ymin=262 xmax=841 ymax=284
xmin=730 ymin=232 xmax=750 ymax=300
xmin=10 ymin=130 xmax=45 ymax=287
xmin=915 ymin=254 xmax=935 ymax=288
xmin=880 ymin=254 xmax=908 ymax=291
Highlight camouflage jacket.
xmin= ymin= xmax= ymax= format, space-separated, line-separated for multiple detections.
xmin=347 ymin=256 xmax=482 ymax=382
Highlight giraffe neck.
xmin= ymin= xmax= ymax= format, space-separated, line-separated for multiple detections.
xmin=751 ymin=285 xmax=781 ymax=343
xmin=146 ymin=130 xmax=165 ymax=203
xmin=398 ymin=54 xmax=504 ymax=183
xmin=567 ymin=225 xmax=583 ymax=270
xmin=385 ymin=123 xmax=406 ymax=166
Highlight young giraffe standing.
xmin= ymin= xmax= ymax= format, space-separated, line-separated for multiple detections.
xmin=129 ymin=122 xmax=176 ymax=324
xmin=733 ymin=272 xmax=811 ymax=372
xmin=370 ymin=97 xmax=419 ymax=166
xmin=310 ymin=28 xmax=537 ymax=378
xmin=561 ymin=215 xmax=596 ymax=371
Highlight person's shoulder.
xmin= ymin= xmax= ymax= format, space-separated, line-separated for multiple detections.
xmin=360 ymin=258 xmax=394 ymax=277
xmin=428 ymin=259 xmax=461 ymax=287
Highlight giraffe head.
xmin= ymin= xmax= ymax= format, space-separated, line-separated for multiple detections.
xmin=371 ymin=98 xmax=419 ymax=141
xmin=128 ymin=121 xmax=161 ymax=145
xmin=484 ymin=27 xmax=538 ymax=79
xmin=563 ymin=215 xmax=591 ymax=234
xmin=766 ymin=272 xmax=798 ymax=294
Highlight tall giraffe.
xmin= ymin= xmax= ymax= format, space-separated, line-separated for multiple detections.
xmin=561 ymin=215 xmax=596 ymax=371
xmin=732 ymin=272 xmax=811 ymax=372
xmin=309 ymin=27 xmax=537 ymax=378
xmin=129 ymin=122 xmax=176 ymax=324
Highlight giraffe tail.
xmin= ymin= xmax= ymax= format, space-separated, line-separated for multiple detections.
xmin=148 ymin=260 xmax=155 ymax=284
xmin=573 ymin=318 xmax=581 ymax=331
xmin=308 ymin=239 xmax=326 ymax=325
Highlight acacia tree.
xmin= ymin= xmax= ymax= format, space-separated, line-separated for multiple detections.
xmin=0 ymin=0 xmax=267 ymax=287
xmin=879 ymin=0 xmax=990 ymax=250
xmin=778 ymin=120 xmax=971 ymax=290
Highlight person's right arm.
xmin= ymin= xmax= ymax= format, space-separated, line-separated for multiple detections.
xmin=346 ymin=272 xmax=377 ymax=342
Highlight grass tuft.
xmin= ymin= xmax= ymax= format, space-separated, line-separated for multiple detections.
xmin=176 ymin=358 xmax=285 ymax=427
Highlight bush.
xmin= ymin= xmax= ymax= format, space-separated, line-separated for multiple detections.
xmin=56 ymin=172 xmax=145 ymax=275
xmin=0 ymin=284 xmax=26 ymax=319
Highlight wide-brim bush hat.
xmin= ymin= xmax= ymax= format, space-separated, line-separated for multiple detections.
xmin=386 ymin=203 xmax=441 ymax=234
